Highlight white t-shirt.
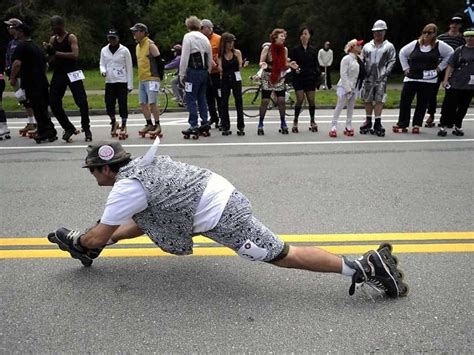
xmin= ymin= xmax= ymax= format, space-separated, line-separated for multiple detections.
xmin=100 ymin=172 xmax=235 ymax=233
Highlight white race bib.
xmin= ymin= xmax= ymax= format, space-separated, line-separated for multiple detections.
xmin=185 ymin=82 xmax=193 ymax=93
xmin=234 ymin=71 xmax=242 ymax=81
xmin=423 ymin=69 xmax=437 ymax=80
xmin=14 ymin=88 xmax=26 ymax=101
xmin=217 ymin=88 xmax=221 ymax=97
xmin=469 ymin=75 xmax=474 ymax=86
xmin=67 ymin=70 xmax=85 ymax=83
xmin=148 ymin=81 xmax=159 ymax=92
xmin=237 ymin=240 xmax=268 ymax=261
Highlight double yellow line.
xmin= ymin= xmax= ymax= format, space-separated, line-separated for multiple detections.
xmin=0 ymin=232 xmax=472 ymax=259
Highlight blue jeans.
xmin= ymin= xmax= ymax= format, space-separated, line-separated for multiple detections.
xmin=184 ymin=68 xmax=208 ymax=128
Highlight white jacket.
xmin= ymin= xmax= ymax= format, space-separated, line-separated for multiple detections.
xmin=318 ymin=48 xmax=333 ymax=67
xmin=99 ymin=44 xmax=133 ymax=90
xmin=337 ymin=53 xmax=360 ymax=94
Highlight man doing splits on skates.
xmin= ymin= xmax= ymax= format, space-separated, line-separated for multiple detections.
xmin=360 ymin=20 xmax=397 ymax=137
xmin=48 ymin=139 xmax=408 ymax=300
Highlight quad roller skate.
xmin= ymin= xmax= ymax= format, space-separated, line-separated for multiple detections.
xmin=138 ymin=123 xmax=154 ymax=138
xmin=221 ymin=129 xmax=232 ymax=136
xmin=452 ymin=127 xmax=464 ymax=136
xmin=26 ymin=125 xmax=37 ymax=138
xmin=392 ymin=125 xmax=408 ymax=133
xmin=344 ymin=127 xmax=354 ymax=137
xmin=62 ymin=128 xmax=81 ymax=143
xmin=346 ymin=243 xmax=409 ymax=299
xmin=198 ymin=124 xmax=211 ymax=137
xmin=182 ymin=127 xmax=200 ymax=139
xmin=411 ymin=126 xmax=420 ymax=134
xmin=19 ymin=123 xmax=36 ymax=137
xmin=84 ymin=128 xmax=93 ymax=142
xmin=424 ymin=114 xmax=435 ymax=128
xmin=370 ymin=121 xmax=386 ymax=137
xmin=149 ymin=123 xmax=163 ymax=139
xmin=110 ymin=121 xmax=120 ymax=137
xmin=257 ymin=126 xmax=264 ymax=136
xmin=48 ymin=227 xmax=103 ymax=267
xmin=329 ymin=129 xmax=337 ymax=138
xmin=279 ymin=123 xmax=289 ymax=134
xmin=118 ymin=125 xmax=128 ymax=140
xmin=359 ymin=118 xmax=372 ymax=135
xmin=0 ymin=124 xmax=11 ymax=140
xmin=34 ymin=133 xmax=58 ymax=144
xmin=309 ymin=121 xmax=318 ymax=132
xmin=237 ymin=129 xmax=245 ymax=136
xmin=437 ymin=127 xmax=447 ymax=137
xmin=292 ymin=119 xmax=299 ymax=133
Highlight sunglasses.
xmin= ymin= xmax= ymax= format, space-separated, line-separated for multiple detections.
xmin=422 ymin=31 xmax=435 ymax=35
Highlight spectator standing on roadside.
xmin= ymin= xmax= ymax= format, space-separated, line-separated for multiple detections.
xmin=318 ymin=41 xmax=333 ymax=89
xmin=164 ymin=44 xmax=185 ymax=107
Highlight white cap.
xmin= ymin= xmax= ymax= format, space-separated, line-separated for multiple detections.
xmin=372 ymin=20 xmax=388 ymax=31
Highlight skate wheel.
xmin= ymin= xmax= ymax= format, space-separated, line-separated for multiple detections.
xmin=47 ymin=233 xmax=56 ymax=243
xmin=292 ymin=127 xmax=298 ymax=133
xmin=398 ymin=282 xmax=409 ymax=297
xmin=395 ymin=268 xmax=404 ymax=279
xmin=378 ymin=243 xmax=393 ymax=252
xmin=81 ymin=259 xmax=93 ymax=267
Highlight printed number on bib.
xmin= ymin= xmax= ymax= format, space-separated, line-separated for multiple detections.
xmin=67 ymin=70 xmax=85 ymax=83
xmin=234 ymin=71 xmax=242 ymax=81
xmin=112 ymin=67 xmax=126 ymax=79
xmin=185 ymin=82 xmax=193 ymax=93
xmin=423 ymin=69 xmax=437 ymax=80
xmin=149 ymin=81 xmax=159 ymax=92
xmin=237 ymin=240 xmax=268 ymax=261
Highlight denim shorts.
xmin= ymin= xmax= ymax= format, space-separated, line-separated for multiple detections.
xmin=139 ymin=80 xmax=160 ymax=104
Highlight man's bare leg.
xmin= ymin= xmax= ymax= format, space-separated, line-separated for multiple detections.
xmin=271 ymin=245 xmax=343 ymax=273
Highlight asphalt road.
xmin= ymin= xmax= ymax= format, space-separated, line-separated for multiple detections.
xmin=1 ymin=109 xmax=473 ymax=352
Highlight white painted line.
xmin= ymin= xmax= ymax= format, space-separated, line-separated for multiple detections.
xmin=1 ymin=138 xmax=473 ymax=150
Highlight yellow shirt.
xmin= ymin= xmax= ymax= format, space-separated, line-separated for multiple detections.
xmin=136 ymin=37 xmax=160 ymax=81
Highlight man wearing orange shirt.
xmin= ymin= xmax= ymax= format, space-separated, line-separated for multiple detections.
xmin=201 ymin=19 xmax=222 ymax=128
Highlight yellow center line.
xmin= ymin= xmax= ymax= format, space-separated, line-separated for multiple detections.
xmin=1 ymin=231 xmax=473 ymax=246
xmin=0 ymin=243 xmax=472 ymax=259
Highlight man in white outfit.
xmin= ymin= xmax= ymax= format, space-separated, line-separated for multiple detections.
xmin=99 ymin=29 xmax=133 ymax=138
xmin=318 ymin=41 xmax=333 ymax=89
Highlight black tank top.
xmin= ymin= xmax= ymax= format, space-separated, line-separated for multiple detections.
xmin=52 ymin=33 xmax=78 ymax=73
xmin=221 ymin=53 xmax=239 ymax=82
xmin=407 ymin=42 xmax=440 ymax=80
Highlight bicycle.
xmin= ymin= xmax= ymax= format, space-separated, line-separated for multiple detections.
xmin=242 ymin=77 xmax=298 ymax=118
xmin=158 ymin=72 xmax=184 ymax=115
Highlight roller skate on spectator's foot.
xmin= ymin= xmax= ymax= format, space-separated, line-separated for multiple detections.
xmin=345 ymin=243 xmax=409 ymax=299
xmin=138 ymin=123 xmax=154 ymax=138
xmin=359 ymin=118 xmax=372 ymax=134
xmin=118 ymin=125 xmax=128 ymax=140
xmin=62 ymin=128 xmax=80 ymax=143
xmin=292 ymin=119 xmax=299 ymax=133
xmin=279 ymin=123 xmax=289 ymax=135
xmin=344 ymin=127 xmax=354 ymax=137
xmin=0 ymin=123 xmax=11 ymax=140
xmin=110 ymin=121 xmax=120 ymax=137
xmin=371 ymin=121 xmax=386 ymax=137
xmin=257 ymin=126 xmax=264 ymax=136
xmin=148 ymin=123 xmax=163 ymax=139
xmin=182 ymin=127 xmax=199 ymax=140
xmin=47 ymin=227 xmax=103 ymax=266
xmin=198 ymin=124 xmax=211 ymax=137
xmin=424 ymin=114 xmax=435 ymax=128
xmin=309 ymin=121 xmax=318 ymax=132
xmin=329 ymin=127 xmax=337 ymax=138
xmin=221 ymin=129 xmax=232 ymax=136
xmin=437 ymin=127 xmax=447 ymax=137
xmin=19 ymin=123 xmax=36 ymax=137
xmin=237 ymin=128 xmax=245 ymax=136
xmin=411 ymin=126 xmax=420 ymax=134
xmin=84 ymin=128 xmax=93 ymax=142
xmin=392 ymin=125 xmax=408 ymax=133
xmin=452 ymin=127 xmax=464 ymax=136
xmin=26 ymin=125 xmax=37 ymax=138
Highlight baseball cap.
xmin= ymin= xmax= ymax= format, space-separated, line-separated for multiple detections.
xmin=14 ymin=23 xmax=32 ymax=36
xmin=82 ymin=142 xmax=132 ymax=168
xmin=201 ymin=19 xmax=213 ymax=28
xmin=356 ymin=39 xmax=364 ymax=46
xmin=372 ymin=20 xmax=388 ymax=31
xmin=4 ymin=18 xmax=22 ymax=26
xmin=172 ymin=44 xmax=182 ymax=52
xmin=450 ymin=14 xmax=463 ymax=23
xmin=130 ymin=23 xmax=148 ymax=33
xmin=106 ymin=29 xmax=119 ymax=38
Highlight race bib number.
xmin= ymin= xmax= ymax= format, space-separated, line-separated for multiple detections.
xmin=149 ymin=81 xmax=159 ymax=92
xmin=234 ymin=71 xmax=242 ymax=81
xmin=185 ymin=82 xmax=193 ymax=93
xmin=112 ymin=67 xmax=126 ymax=79
xmin=237 ymin=240 xmax=268 ymax=261
xmin=470 ymin=75 xmax=474 ymax=86
xmin=67 ymin=70 xmax=85 ymax=83
xmin=423 ymin=69 xmax=437 ymax=80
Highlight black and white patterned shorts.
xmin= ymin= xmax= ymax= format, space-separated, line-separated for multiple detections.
xmin=203 ymin=190 xmax=287 ymax=262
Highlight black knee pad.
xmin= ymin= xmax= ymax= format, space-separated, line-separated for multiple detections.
xmin=267 ymin=243 xmax=290 ymax=263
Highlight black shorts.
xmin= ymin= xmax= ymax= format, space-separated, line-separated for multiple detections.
xmin=262 ymin=89 xmax=285 ymax=99
xmin=292 ymin=78 xmax=316 ymax=92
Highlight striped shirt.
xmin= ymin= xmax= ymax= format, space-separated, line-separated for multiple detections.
xmin=437 ymin=32 xmax=465 ymax=50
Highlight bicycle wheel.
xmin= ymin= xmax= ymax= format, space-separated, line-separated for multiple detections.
xmin=159 ymin=89 xmax=168 ymax=115
xmin=242 ymin=87 xmax=261 ymax=118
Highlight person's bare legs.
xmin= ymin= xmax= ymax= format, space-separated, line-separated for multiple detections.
xmin=271 ymin=245 xmax=343 ymax=273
